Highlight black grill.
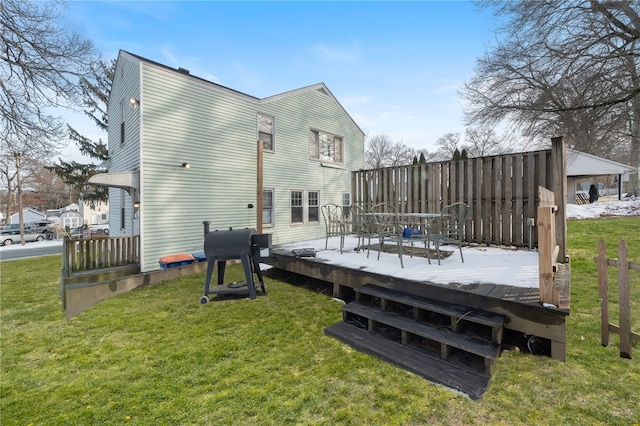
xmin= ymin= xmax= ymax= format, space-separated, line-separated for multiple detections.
xmin=200 ymin=228 xmax=271 ymax=303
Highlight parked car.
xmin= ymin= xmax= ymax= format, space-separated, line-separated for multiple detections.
xmin=89 ymin=224 xmax=109 ymax=234
xmin=0 ymin=221 xmax=54 ymax=235
xmin=1 ymin=230 xmax=46 ymax=246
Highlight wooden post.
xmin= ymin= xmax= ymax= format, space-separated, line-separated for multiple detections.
xmin=597 ymin=239 xmax=610 ymax=347
xmin=618 ymin=239 xmax=631 ymax=359
xmin=257 ymin=140 xmax=263 ymax=234
xmin=537 ymin=205 xmax=558 ymax=305
xmin=551 ymin=137 xmax=567 ymax=262
xmin=538 ymin=186 xmax=559 ymax=306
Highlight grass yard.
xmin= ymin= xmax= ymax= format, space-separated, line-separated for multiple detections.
xmin=1 ymin=218 xmax=639 ymax=425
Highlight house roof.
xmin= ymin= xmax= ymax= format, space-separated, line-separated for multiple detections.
xmin=117 ymin=50 xmax=364 ymax=136
xmin=567 ymin=149 xmax=637 ymax=178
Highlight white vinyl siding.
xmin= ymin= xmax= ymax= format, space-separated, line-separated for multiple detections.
xmin=258 ymin=87 xmax=364 ymax=244
xmin=111 ymin=51 xmax=364 ymax=271
xmin=138 ymin=62 xmax=260 ymax=271
xmin=108 ymin=53 xmax=140 ymax=236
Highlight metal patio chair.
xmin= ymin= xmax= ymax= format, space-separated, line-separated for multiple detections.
xmin=371 ymin=203 xmax=404 ymax=268
xmin=321 ymin=203 xmax=347 ymax=254
xmin=428 ymin=202 xmax=471 ymax=265
xmin=350 ymin=203 xmax=378 ymax=256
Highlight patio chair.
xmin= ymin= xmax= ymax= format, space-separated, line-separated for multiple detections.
xmin=428 ymin=202 xmax=471 ymax=265
xmin=403 ymin=214 xmax=435 ymax=261
xmin=321 ymin=203 xmax=347 ymax=253
xmin=371 ymin=203 xmax=404 ymax=268
xmin=350 ymin=203 xmax=377 ymax=256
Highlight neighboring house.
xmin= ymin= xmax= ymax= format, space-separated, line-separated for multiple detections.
xmin=567 ymin=149 xmax=637 ymax=203
xmin=81 ymin=200 xmax=109 ymax=225
xmin=9 ymin=208 xmax=47 ymax=224
xmin=91 ymin=50 xmax=365 ymax=272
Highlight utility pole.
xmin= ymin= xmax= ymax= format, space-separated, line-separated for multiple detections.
xmin=14 ymin=152 xmax=25 ymax=245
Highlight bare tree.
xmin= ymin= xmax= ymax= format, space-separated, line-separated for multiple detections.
xmin=463 ymin=0 xmax=640 ymax=194
xmin=462 ymin=126 xmax=512 ymax=157
xmin=387 ymin=141 xmax=415 ymax=167
xmin=23 ymin=160 xmax=73 ymax=210
xmin=365 ymin=134 xmax=420 ymax=168
xmin=1 ymin=0 xmax=99 ymax=242
xmin=365 ymin=134 xmax=395 ymax=169
xmin=431 ymin=133 xmax=461 ymax=161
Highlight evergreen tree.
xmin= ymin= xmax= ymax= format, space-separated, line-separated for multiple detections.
xmin=452 ymin=148 xmax=461 ymax=161
xmin=48 ymin=59 xmax=114 ymax=204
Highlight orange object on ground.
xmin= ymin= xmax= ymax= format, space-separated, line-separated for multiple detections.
xmin=159 ymin=253 xmax=196 ymax=269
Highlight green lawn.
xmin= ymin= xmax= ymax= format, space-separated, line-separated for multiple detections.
xmin=1 ymin=218 xmax=639 ymax=425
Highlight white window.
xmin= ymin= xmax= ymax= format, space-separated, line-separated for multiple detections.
xmin=120 ymin=190 xmax=126 ymax=230
xmin=291 ymin=191 xmax=303 ymax=224
xmin=120 ymin=100 xmax=125 ymax=145
xmin=258 ymin=113 xmax=274 ymax=151
xmin=309 ymin=129 xmax=342 ymax=163
xmin=290 ymin=190 xmax=320 ymax=224
xmin=309 ymin=191 xmax=319 ymax=222
xmin=342 ymin=193 xmax=351 ymax=218
xmin=262 ymin=188 xmax=274 ymax=226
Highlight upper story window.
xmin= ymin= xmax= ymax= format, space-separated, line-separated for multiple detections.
xmin=258 ymin=113 xmax=274 ymax=151
xmin=309 ymin=129 xmax=342 ymax=163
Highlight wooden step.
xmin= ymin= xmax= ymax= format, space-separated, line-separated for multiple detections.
xmin=356 ymin=284 xmax=507 ymax=330
xmin=324 ymin=321 xmax=490 ymax=400
xmin=343 ymin=302 xmax=501 ymax=363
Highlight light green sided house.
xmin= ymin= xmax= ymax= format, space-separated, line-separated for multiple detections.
xmin=91 ymin=50 xmax=365 ymax=272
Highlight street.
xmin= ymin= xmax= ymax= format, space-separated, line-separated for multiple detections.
xmin=0 ymin=240 xmax=63 ymax=261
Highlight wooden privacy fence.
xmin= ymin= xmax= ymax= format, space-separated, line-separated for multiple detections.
xmin=62 ymin=235 xmax=139 ymax=275
xmin=352 ymin=138 xmax=567 ymax=255
xmin=596 ymin=238 xmax=639 ymax=359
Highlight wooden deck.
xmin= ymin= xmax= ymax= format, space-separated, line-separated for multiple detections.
xmin=267 ymin=236 xmax=570 ymax=362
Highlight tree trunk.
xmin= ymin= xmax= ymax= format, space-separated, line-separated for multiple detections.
xmin=630 ymin=94 xmax=640 ymax=196
xmin=15 ymin=153 xmax=25 ymax=245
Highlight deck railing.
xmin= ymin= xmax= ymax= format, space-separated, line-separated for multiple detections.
xmin=61 ymin=235 xmax=140 ymax=276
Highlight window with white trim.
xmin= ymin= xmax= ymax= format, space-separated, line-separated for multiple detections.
xmin=120 ymin=100 xmax=125 ymax=145
xmin=262 ymin=188 xmax=274 ymax=226
xmin=309 ymin=129 xmax=342 ymax=163
xmin=290 ymin=190 xmax=320 ymax=224
xmin=258 ymin=113 xmax=274 ymax=151
xmin=308 ymin=191 xmax=319 ymax=222
xmin=342 ymin=192 xmax=351 ymax=218
xmin=120 ymin=190 xmax=126 ymax=230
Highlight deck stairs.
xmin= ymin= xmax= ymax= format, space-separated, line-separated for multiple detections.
xmin=324 ymin=284 xmax=508 ymax=399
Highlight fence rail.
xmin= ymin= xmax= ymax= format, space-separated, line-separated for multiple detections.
xmin=596 ymin=238 xmax=640 ymax=359
xmin=62 ymin=235 xmax=139 ymax=276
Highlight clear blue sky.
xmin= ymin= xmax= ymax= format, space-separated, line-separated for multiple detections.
xmin=59 ymin=1 xmax=498 ymax=162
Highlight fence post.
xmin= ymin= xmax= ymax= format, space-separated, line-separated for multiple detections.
xmin=618 ymin=239 xmax=632 ymax=359
xmin=597 ymin=239 xmax=609 ymax=347
xmin=537 ymin=204 xmax=558 ymax=306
